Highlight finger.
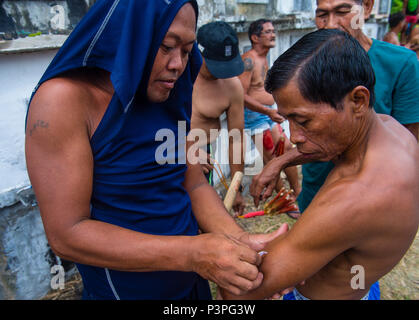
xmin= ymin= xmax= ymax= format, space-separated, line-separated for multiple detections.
xmin=264 ymin=223 xmax=288 ymax=243
xmin=262 ymin=180 xmax=276 ymax=202
xmin=237 ymin=246 xmax=262 ymax=267
xmin=228 ymin=271 xmax=263 ymax=295
xmin=280 ymin=287 xmax=293 ymax=295
xmin=248 ymin=223 xmax=289 ymax=252
xmin=251 ymin=180 xmax=264 ymax=207
xmin=271 ymin=293 xmax=282 ymax=299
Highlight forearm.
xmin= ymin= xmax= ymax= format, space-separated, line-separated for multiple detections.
xmin=244 ymin=94 xmax=272 ymax=115
xmin=184 ymin=141 xmax=245 ymax=237
xmin=189 ymin=179 xmax=244 ymax=237
xmin=228 ymin=135 xmax=245 ymax=178
xmin=270 ymin=147 xmax=306 ymax=173
xmin=51 ymin=218 xmax=196 ymax=273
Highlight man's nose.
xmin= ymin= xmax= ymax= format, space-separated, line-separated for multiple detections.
xmin=289 ymin=123 xmax=306 ymax=145
xmin=167 ymin=49 xmax=184 ymax=73
xmin=324 ymin=15 xmax=338 ymax=29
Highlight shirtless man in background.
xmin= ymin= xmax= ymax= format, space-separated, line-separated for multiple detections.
xmin=239 ymin=19 xmax=301 ymax=217
xmin=190 ymin=21 xmax=246 ymax=216
xmin=223 ymin=29 xmax=419 ymax=300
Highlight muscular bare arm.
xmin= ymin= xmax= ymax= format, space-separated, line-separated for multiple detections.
xmin=222 ymin=183 xmax=360 ymax=300
xmin=250 ymin=147 xmax=309 ymax=206
xmin=26 ymin=79 xmax=199 ymax=273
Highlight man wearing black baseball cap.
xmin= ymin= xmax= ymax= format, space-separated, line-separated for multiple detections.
xmin=190 ymin=21 xmax=246 ymax=216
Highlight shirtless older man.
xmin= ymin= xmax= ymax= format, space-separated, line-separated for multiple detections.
xmin=191 ymin=21 xmax=246 ymax=215
xmin=223 ymin=29 xmax=419 ymax=300
xmin=239 ymin=19 xmax=301 ymax=216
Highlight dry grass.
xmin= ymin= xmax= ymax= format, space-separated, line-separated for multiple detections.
xmin=41 ymin=272 xmax=83 ymax=300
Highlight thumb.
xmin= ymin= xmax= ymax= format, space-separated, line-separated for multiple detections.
xmin=248 ymin=223 xmax=289 ymax=251
xmin=259 ymin=223 xmax=289 ymax=248
xmin=266 ymin=223 xmax=289 ymax=242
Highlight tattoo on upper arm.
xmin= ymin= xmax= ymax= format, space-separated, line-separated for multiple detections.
xmin=243 ymin=58 xmax=254 ymax=72
xmin=29 ymin=120 xmax=49 ymax=136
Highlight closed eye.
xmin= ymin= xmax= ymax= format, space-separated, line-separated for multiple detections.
xmin=336 ymin=10 xmax=351 ymax=15
xmin=297 ymin=119 xmax=309 ymax=127
xmin=161 ymin=44 xmax=174 ymax=52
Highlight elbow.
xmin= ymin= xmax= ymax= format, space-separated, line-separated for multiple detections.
xmin=47 ymin=233 xmax=77 ymax=262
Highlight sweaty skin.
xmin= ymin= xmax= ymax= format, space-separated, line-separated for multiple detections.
xmin=190 ymin=61 xmax=246 ymax=215
xmin=223 ymin=79 xmax=419 ymax=300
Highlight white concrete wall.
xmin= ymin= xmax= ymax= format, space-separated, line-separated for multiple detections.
xmin=0 ymin=50 xmax=57 ymax=208
xmin=0 ymin=50 xmax=61 ymax=300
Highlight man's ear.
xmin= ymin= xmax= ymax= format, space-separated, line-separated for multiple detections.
xmin=251 ymin=34 xmax=259 ymax=44
xmin=363 ymin=0 xmax=374 ymax=20
xmin=349 ymin=86 xmax=370 ymax=116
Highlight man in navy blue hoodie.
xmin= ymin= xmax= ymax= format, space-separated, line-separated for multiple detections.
xmin=25 ymin=0 xmax=284 ymax=300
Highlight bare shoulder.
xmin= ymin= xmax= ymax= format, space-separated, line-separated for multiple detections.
xmin=241 ymin=51 xmax=255 ymax=72
xmin=223 ymin=77 xmax=244 ymax=96
xmin=27 ymin=76 xmax=92 ymax=136
xmin=27 ymin=69 xmax=112 ymax=140
xmin=378 ymin=114 xmax=418 ymax=162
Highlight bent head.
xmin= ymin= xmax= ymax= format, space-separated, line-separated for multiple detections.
xmin=315 ymin=0 xmax=374 ymax=40
xmin=265 ymin=29 xmax=375 ymax=161
xmin=147 ymin=3 xmax=197 ymax=103
xmin=248 ymin=19 xmax=276 ymax=49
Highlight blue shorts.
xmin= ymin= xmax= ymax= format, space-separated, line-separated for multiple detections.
xmin=244 ymin=105 xmax=276 ymax=136
xmin=283 ymin=281 xmax=380 ymax=300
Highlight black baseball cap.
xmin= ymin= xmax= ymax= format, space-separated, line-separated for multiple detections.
xmin=197 ymin=21 xmax=244 ymax=79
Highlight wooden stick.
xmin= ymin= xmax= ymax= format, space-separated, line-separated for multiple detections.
xmin=223 ymin=171 xmax=244 ymax=214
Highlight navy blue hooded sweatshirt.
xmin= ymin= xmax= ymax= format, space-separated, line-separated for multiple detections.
xmin=27 ymin=0 xmax=210 ymax=299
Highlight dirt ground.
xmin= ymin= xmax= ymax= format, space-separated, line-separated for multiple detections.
xmin=41 ymin=172 xmax=419 ymax=300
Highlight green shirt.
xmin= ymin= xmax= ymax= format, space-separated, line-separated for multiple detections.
xmin=298 ymin=39 xmax=419 ymax=212
xmin=391 ymin=0 xmax=404 ymax=14
xmin=406 ymin=0 xmax=418 ymax=14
